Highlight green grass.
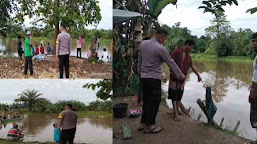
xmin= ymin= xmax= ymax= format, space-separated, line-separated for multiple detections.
xmin=190 ymin=53 xmax=252 ymax=63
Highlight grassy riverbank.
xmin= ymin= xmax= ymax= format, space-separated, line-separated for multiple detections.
xmin=190 ymin=53 xmax=253 ymax=63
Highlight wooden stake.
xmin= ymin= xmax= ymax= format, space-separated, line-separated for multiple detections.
xmin=233 ymin=121 xmax=240 ymax=133
xmin=219 ymin=118 xmax=224 ymax=128
xmin=197 ymin=114 xmax=202 ymax=121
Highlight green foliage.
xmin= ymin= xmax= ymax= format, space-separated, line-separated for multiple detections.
xmin=83 ymin=79 xmax=113 ymax=100
xmin=147 ymin=0 xmax=177 ymax=18
xmin=246 ymin=7 xmax=257 ymax=14
xmin=199 ymin=0 xmax=238 ymax=18
xmin=0 ymin=0 xmax=18 ymax=37
xmin=45 ymin=100 xmax=86 ymax=113
xmin=86 ymin=100 xmax=112 ymax=112
xmin=15 ymin=89 xmax=47 ymax=112
xmin=17 ymin=0 xmax=101 ymax=28
xmin=163 ymin=22 xmax=197 ymax=53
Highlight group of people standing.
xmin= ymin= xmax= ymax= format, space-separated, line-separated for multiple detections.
xmin=138 ymin=28 xmax=257 ymax=143
xmin=137 ymin=28 xmax=201 ymax=133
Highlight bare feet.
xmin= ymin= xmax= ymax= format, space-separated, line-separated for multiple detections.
xmin=174 ymin=116 xmax=181 ymax=121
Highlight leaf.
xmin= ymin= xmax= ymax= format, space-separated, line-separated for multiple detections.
xmin=202 ymin=1 xmax=212 ymax=8
xmin=148 ymin=0 xmax=177 ymax=18
xmin=198 ymin=6 xmax=207 ymax=9
xmin=246 ymin=7 xmax=257 ymax=14
xmin=231 ymin=0 xmax=238 ymax=6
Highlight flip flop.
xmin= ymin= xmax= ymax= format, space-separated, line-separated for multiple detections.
xmin=144 ymin=127 xmax=161 ymax=134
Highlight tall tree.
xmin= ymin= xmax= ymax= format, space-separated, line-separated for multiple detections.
xmin=205 ymin=14 xmax=233 ymax=57
xmin=17 ymin=0 xmax=102 ymax=51
xmin=15 ymin=89 xmax=46 ymax=112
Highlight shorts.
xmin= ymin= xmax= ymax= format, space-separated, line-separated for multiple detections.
xmin=168 ymin=89 xmax=184 ymax=101
xmin=18 ymin=49 xmax=22 ymax=57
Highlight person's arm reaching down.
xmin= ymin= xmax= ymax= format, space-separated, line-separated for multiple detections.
xmin=191 ymin=63 xmax=202 ymax=82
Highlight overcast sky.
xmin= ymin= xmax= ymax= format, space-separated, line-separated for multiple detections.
xmin=23 ymin=0 xmax=112 ymax=30
xmin=158 ymin=0 xmax=257 ymax=37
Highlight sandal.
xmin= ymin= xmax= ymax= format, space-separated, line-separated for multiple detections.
xmin=144 ymin=127 xmax=161 ymax=134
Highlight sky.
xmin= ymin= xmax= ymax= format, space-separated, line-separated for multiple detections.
xmin=23 ymin=0 xmax=112 ymax=30
xmin=0 ymin=79 xmax=102 ymax=104
xmin=158 ymin=0 xmax=257 ymax=37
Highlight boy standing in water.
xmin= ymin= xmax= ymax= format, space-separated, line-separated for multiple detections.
xmin=250 ymin=33 xmax=257 ymax=144
xmin=53 ymin=123 xmax=61 ymax=143
xmin=168 ymin=39 xmax=202 ymax=121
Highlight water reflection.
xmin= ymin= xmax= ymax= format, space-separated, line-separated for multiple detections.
xmin=0 ymin=38 xmax=111 ymax=61
xmin=0 ymin=113 xmax=112 ymax=143
xmin=163 ymin=59 xmax=254 ymax=140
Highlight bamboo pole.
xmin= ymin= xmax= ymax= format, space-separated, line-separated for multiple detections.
xmin=197 ymin=114 xmax=202 ymax=121
xmin=219 ymin=118 xmax=224 ymax=128
xmin=196 ymin=99 xmax=218 ymax=127
xmin=233 ymin=121 xmax=240 ymax=133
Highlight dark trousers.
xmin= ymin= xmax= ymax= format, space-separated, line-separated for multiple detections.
xmin=138 ymin=81 xmax=143 ymax=104
xmin=140 ymin=78 xmax=161 ymax=126
xmin=59 ymin=54 xmax=69 ymax=79
xmin=77 ymin=48 xmax=81 ymax=58
xmin=24 ymin=56 xmax=33 ymax=75
xmin=59 ymin=128 xmax=76 ymax=144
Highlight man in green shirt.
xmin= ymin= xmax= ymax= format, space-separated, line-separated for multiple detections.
xmin=24 ymin=31 xmax=33 ymax=76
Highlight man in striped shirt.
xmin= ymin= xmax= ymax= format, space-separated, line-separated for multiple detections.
xmin=7 ymin=124 xmax=23 ymax=141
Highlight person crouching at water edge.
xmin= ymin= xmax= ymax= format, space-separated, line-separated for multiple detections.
xmin=24 ymin=31 xmax=33 ymax=76
xmin=138 ymin=28 xmax=186 ymax=133
xmin=53 ymin=123 xmax=61 ymax=143
xmin=7 ymin=124 xmax=24 ymax=142
xmin=58 ymin=104 xmax=77 ymax=144
xmin=56 ymin=24 xmax=71 ymax=79
xmin=168 ymin=39 xmax=202 ymax=121
xmin=250 ymin=33 xmax=257 ymax=144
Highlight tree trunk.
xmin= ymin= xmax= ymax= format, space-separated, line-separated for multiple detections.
xmin=53 ymin=0 xmax=60 ymax=55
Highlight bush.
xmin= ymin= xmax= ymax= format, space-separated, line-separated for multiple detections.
xmin=45 ymin=100 xmax=86 ymax=113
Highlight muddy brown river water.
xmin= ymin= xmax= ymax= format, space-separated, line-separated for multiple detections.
xmin=163 ymin=59 xmax=254 ymax=140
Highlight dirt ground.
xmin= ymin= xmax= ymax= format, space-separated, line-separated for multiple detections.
xmin=0 ymin=56 xmax=112 ymax=79
xmin=113 ymin=97 xmax=250 ymax=144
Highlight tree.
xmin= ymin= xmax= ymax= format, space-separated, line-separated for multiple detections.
xmin=205 ymin=14 xmax=233 ymax=57
xmin=15 ymin=89 xmax=46 ymax=112
xmin=17 ymin=0 xmax=102 ymax=51
xmin=83 ymin=79 xmax=112 ymax=100
xmin=0 ymin=0 xmax=18 ymax=37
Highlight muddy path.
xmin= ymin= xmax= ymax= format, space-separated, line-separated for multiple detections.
xmin=113 ymin=97 xmax=250 ymax=144
xmin=0 ymin=56 xmax=112 ymax=79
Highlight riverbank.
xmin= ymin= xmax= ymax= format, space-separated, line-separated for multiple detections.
xmin=0 ymin=56 xmax=112 ymax=79
xmin=113 ymin=96 xmax=250 ymax=144
xmin=190 ymin=53 xmax=253 ymax=63
xmin=4 ymin=37 xmax=111 ymax=45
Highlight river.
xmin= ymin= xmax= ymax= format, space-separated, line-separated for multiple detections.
xmin=163 ymin=59 xmax=254 ymax=140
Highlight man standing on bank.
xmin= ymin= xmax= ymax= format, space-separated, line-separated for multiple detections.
xmin=168 ymin=39 xmax=202 ymax=121
xmin=250 ymin=33 xmax=257 ymax=144
xmin=56 ymin=24 xmax=71 ymax=79
xmin=58 ymin=104 xmax=78 ymax=144
xmin=24 ymin=31 xmax=33 ymax=76
xmin=138 ymin=28 xmax=186 ymax=133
